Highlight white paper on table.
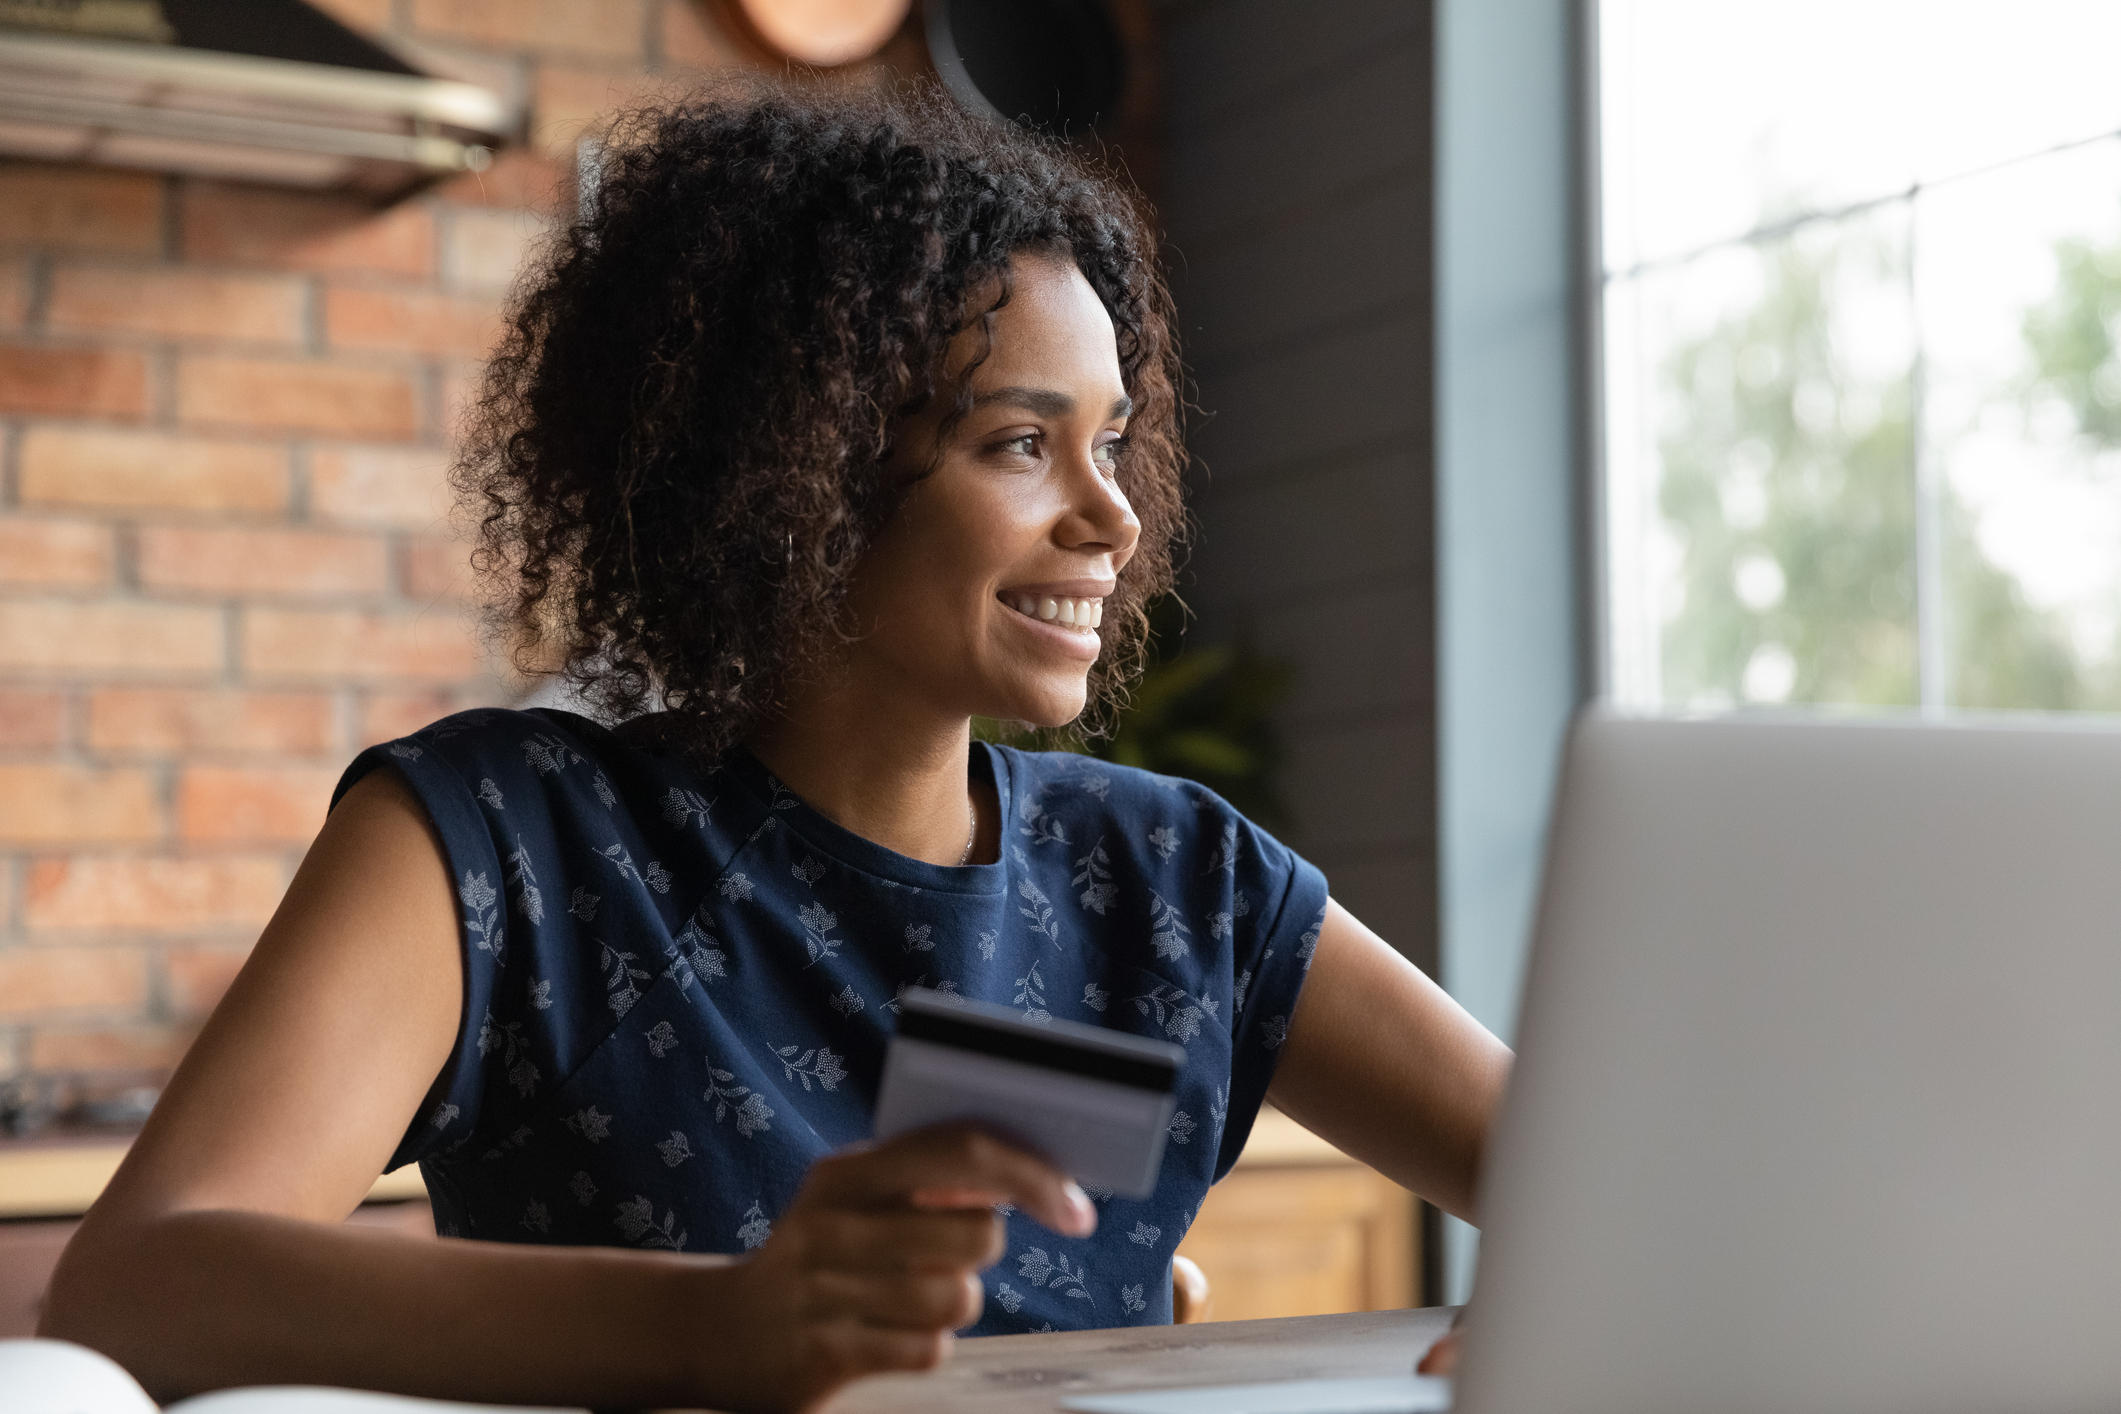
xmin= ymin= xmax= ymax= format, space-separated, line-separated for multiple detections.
xmin=0 ymin=1339 xmax=585 ymax=1414
xmin=1060 ymin=1374 xmax=1453 ymax=1414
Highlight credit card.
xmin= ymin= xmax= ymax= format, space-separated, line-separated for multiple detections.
xmin=874 ymin=987 xmax=1186 ymax=1199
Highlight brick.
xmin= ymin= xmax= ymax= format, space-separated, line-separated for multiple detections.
xmin=0 ymin=345 xmax=149 ymax=419
xmin=441 ymin=207 xmax=546 ymax=293
xmin=87 ymin=687 xmax=336 ymax=757
xmin=661 ymin=0 xmax=743 ymax=68
xmin=401 ymin=534 xmax=473 ymax=599
xmin=0 ymin=948 xmax=148 ymax=1019
xmin=358 ymin=691 xmax=462 ymax=746
xmin=137 ymin=525 xmax=390 ymax=598
xmin=0 ymin=517 xmax=113 ymax=589
xmin=435 ymin=147 xmax=569 ymax=213
xmin=48 ymin=264 xmax=307 ymax=344
xmin=309 ymin=444 xmax=453 ymax=528
xmin=178 ymin=764 xmax=341 ymax=844
xmin=0 ymin=600 xmax=223 ymax=675
xmin=164 ymin=941 xmax=253 ymax=1018
xmin=358 ymin=690 xmax=457 ymax=745
xmin=0 ymin=763 xmax=161 ymax=844
xmin=25 ymin=855 xmax=285 ymax=931
xmin=532 ymin=65 xmax=654 ymax=158
xmin=0 ymin=165 xmax=162 ymax=255
xmin=0 ymin=255 xmax=27 ymax=329
xmin=242 ymin=607 xmax=483 ymax=682
xmin=177 ymin=356 xmax=419 ymax=440
xmin=18 ymin=427 xmax=288 ymax=515
xmin=324 ymin=285 xmax=499 ymax=358
xmin=302 ymin=0 xmax=394 ymax=32
xmin=411 ymin=0 xmax=645 ymax=60
xmin=29 ymin=1025 xmax=193 ymax=1073
xmin=0 ymin=688 xmax=66 ymax=748
xmin=180 ymin=183 xmax=434 ymax=279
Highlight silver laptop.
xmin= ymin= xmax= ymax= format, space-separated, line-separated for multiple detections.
xmin=1076 ymin=709 xmax=2121 ymax=1414
xmin=1458 ymin=709 xmax=2121 ymax=1414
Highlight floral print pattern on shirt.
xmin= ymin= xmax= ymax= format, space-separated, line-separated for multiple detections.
xmin=332 ymin=708 xmax=1328 ymax=1337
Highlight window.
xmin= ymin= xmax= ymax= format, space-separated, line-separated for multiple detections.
xmin=1599 ymin=1 xmax=2121 ymax=713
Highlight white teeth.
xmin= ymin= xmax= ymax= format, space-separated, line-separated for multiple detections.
xmin=1001 ymin=594 xmax=1104 ymax=630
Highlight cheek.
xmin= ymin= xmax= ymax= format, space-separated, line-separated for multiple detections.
xmin=928 ymin=483 xmax=1047 ymax=594
xmin=854 ymin=493 xmax=1009 ymax=645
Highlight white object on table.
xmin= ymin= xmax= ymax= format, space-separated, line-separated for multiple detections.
xmin=0 ymin=1339 xmax=582 ymax=1414
xmin=1061 ymin=1374 xmax=1452 ymax=1414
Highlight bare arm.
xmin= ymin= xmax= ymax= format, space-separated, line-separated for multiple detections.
xmin=1266 ymin=899 xmax=1512 ymax=1223
xmin=42 ymin=768 xmax=1090 ymax=1412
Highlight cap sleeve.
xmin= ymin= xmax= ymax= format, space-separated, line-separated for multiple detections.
xmin=331 ymin=725 xmax=512 ymax=1171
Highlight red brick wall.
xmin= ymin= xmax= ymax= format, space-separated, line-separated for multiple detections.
xmin=0 ymin=0 xmax=760 ymax=1103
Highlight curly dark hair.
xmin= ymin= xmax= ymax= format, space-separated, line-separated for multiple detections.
xmin=455 ymin=76 xmax=1186 ymax=762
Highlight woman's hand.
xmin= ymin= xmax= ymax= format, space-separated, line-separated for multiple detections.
xmin=1415 ymin=1330 xmax=1460 ymax=1376
xmin=1415 ymin=1306 xmax=1467 ymax=1376
xmin=711 ymin=1123 xmax=1096 ymax=1413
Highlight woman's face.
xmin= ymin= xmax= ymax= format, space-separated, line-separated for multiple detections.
xmin=847 ymin=253 xmax=1141 ymax=729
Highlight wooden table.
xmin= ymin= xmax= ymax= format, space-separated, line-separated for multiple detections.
xmin=829 ymin=1307 xmax=1455 ymax=1414
xmin=0 ymin=1132 xmax=426 ymax=1219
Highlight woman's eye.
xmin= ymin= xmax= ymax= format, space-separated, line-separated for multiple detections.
xmin=1001 ymin=434 xmax=1039 ymax=457
xmin=1094 ymin=437 xmax=1126 ymax=466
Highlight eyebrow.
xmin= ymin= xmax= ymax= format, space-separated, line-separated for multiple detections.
xmin=973 ymin=386 xmax=1133 ymax=421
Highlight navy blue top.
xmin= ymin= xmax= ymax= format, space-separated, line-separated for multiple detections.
xmin=334 ymin=708 xmax=1328 ymax=1336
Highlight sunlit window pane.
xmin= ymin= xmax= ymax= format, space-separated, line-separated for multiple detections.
xmin=1601 ymin=0 xmax=2121 ymax=715
xmin=1606 ymin=211 xmax=1918 ymax=708
xmin=1604 ymin=2 xmax=2121 ymax=277
xmin=1602 ymin=2 xmax=1922 ymax=274
xmin=1920 ymin=141 xmax=2121 ymax=709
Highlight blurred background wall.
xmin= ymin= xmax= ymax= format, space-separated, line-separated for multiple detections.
xmin=0 ymin=1 xmax=780 ymax=1109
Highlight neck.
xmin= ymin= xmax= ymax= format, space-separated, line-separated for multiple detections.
xmin=745 ymin=672 xmax=986 ymax=867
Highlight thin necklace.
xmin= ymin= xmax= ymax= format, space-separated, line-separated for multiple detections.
xmin=957 ymin=798 xmax=977 ymax=866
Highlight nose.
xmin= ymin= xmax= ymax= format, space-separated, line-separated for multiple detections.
xmin=1056 ymin=452 xmax=1141 ymax=563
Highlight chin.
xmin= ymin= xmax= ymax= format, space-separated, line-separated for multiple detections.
xmin=988 ymin=680 xmax=1090 ymax=732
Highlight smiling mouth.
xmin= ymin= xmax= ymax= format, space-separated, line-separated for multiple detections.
xmin=1000 ymin=593 xmax=1103 ymax=630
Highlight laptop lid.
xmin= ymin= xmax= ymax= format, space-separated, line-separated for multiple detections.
xmin=1456 ymin=711 xmax=2121 ymax=1414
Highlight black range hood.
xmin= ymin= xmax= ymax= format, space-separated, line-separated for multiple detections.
xmin=0 ymin=0 xmax=516 ymax=200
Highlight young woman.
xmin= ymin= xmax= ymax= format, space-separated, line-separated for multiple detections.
xmin=43 ymin=81 xmax=1510 ymax=1413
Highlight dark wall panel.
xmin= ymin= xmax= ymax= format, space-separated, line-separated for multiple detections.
xmin=1176 ymin=178 xmax=1427 ymax=369
xmin=1184 ymin=312 xmax=1429 ymax=487
xmin=1165 ymin=33 xmax=1428 ymax=247
xmin=1166 ymin=0 xmax=1427 ymax=126
xmin=1159 ymin=0 xmax=1435 ymax=975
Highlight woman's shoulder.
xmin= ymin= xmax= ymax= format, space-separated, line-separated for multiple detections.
xmin=348 ymin=706 xmax=673 ymax=784
xmin=332 ymin=706 xmax=733 ymax=841
xmin=994 ymin=745 xmax=1239 ymax=826
xmin=380 ymin=705 xmax=609 ymax=766
xmin=989 ymin=744 xmax=1297 ymax=890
